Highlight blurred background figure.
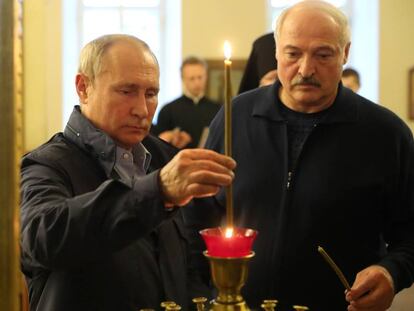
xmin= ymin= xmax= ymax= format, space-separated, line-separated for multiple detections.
xmin=154 ymin=56 xmax=220 ymax=148
xmin=238 ymin=32 xmax=278 ymax=94
xmin=342 ymin=67 xmax=361 ymax=93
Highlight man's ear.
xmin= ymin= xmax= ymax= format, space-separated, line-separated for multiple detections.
xmin=343 ymin=42 xmax=351 ymax=65
xmin=75 ymin=74 xmax=90 ymax=104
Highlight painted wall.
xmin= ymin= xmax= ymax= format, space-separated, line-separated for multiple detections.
xmin=23 ymin=0 xmax=62 ymax=151
xmin=379 ymin=0 xmax=414 ymax=133
xmin=182 ymin=0 xmax=267 ymax=59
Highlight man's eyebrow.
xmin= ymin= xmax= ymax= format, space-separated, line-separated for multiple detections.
xmin=114 ymin=83 xmax=138 ymax=89
xmin=112 ymin=83 xmax=159 ymax=92
xmin=149 ymin=87 xmax=160 ymax=94
xmin=315 ymin=45 xmax=336 ymax=51
xmin=282 ymin=45 xmax=300 ymax=50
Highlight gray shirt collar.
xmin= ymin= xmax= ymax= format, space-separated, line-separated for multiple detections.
xmin=64 ymin=106 xmax=152 ymax=180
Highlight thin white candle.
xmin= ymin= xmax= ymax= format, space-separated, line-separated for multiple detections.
xmin=223 ymin=40 xmax=233 ymax=229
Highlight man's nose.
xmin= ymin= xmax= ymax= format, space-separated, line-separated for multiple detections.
xmin=131 ymin=92 xmax=148 ymax=118
xmin=298 ymin=55 xmax=315 ymax=78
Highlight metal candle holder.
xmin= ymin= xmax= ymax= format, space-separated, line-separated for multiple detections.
xmin=204 ymin=251 xmax=254 ymax=311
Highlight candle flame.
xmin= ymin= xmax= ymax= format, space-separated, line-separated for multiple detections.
xmin=225 ymin=227 xmax=234 ymax=238
xmin=224 ymin=40 xmax=232 ymax=60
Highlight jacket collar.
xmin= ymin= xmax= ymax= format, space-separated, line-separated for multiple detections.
xmin=251 ymin=81 xmax=359 ymax=124
xmin=63 ymin=106 xmax=117 ymax=178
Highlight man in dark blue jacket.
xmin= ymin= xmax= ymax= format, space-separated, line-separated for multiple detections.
xmin=185 ymin=1 xmax=414 ymax=311
xmin=20 ymin=34 xmax=235 ymax=311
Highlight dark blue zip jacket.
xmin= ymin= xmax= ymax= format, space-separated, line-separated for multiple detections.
xmin=184 ymin=82 xmax=414 ymax=310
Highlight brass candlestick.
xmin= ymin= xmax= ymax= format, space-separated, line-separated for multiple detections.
xmin=204 ymin=251 xmax=253 ymax=311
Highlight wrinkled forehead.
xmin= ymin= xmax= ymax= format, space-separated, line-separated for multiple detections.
xmin=101 ymin=40 xmax=159 ymax=72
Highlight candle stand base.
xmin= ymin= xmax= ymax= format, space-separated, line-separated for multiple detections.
xmin=204 ymin=251 xmax=254 ymax=311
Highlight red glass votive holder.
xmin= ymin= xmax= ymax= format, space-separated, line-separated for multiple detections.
xmin=200 ymin=227 xmax=258 ymax=258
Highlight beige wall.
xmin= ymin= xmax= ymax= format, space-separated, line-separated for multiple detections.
xmin=379 ymin=0 xmax=414 ymax=133
xmin=182 ymin=0 xmax=267 ymax=59
xmin=24 ymin=0 xmax=62 ymax=151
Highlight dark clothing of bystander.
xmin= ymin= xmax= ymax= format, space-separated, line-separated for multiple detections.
xmin=238 ymin=33 xmax=277 ymax=94
xmin=155 ymin=95 xmax=220 ymax=148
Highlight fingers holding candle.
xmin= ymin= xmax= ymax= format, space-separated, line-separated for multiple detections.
xmin=345 ymin=265 xmax=394 ymax=311
xmin=159 ymin=149 xmax=236 ymax=206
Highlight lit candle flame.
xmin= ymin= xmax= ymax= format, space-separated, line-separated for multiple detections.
xmin=224 ymin=40 xmax=232 ymax=61
xmin=225 ymin=227 xmax=234 ymax=238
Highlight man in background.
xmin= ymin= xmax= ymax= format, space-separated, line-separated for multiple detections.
xmin=238 ymin=32 xmax=278 ymax=94
xmin=342 ymin=67 xmax=361 ymax=92
xmin=155 ymin=56 xmax=221 ymax=148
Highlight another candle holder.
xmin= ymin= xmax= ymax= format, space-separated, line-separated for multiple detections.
xmin=200 ymin=227 xmax=258 ymax=311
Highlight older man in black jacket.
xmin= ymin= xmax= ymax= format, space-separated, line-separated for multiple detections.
xmin=185 ymin=2 xmax=414 ymax=311
xmin=20 ymin=34 xmax=235 ymax=311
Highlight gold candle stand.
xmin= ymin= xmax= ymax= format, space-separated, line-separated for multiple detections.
xmin=204 ymin=251 xmax=254 ymax=311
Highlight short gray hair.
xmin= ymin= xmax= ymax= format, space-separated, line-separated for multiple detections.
xmin=78 ymin=34 xmax=157 ymax=83
xmin=275 ymin=0 xmax=350 ymax=48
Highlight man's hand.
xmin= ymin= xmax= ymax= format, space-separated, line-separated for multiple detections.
xmin=346 ymin=265 xmax=395 ymax=311
xmin=159 ymin=149 xmax=236 ymax=206
xmin=159 ymin=128 xmax=192 ymax=149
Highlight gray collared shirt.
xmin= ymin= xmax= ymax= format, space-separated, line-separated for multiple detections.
xmin=113 ymin=143 xmax=152 ymax=187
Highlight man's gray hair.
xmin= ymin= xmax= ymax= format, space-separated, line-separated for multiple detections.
xmin=78 ymin=34 xmax=157 ymax=82
xmin=275 ymin=0 xmax=351 ymax=48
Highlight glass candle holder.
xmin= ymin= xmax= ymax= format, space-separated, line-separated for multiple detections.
xmin=200 ymin=227 xmax=258 ymax=258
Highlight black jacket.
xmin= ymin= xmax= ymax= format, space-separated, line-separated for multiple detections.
xmin=155 ymin=95 xmax=220 ymax=148
xmin=20 ymin=107 xmax=190 ymax=311
xmin=185 ymin=83 xmax=414 ymax=310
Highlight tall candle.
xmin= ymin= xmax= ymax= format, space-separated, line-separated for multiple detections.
xmin=223 ymin=40 xmax=233 ymax=229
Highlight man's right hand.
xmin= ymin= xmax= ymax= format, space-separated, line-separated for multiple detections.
xmin=159 ymin=149 xmax=236 ymax=206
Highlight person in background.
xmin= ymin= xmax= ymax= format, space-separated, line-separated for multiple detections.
xmin=185 ymin=1 xmax=414 ymax=310
xmin=20 ymin=34 xmax=235 ymax=311
xmin=238 ymin=32 xmax=278 ymax=94
xmin=342 ymin=67 xmax=361 ymax=92
xmin=155 ymin=56 xmax=221 ymax=149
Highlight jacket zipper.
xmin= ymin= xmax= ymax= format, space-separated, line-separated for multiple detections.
xmin=66 ymin=123 xmax=79 ymax=137
xmin=285 ymin=123 xmax=318 ymax=190
xmin=286 ymin=171 xmax=293 ymax=189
